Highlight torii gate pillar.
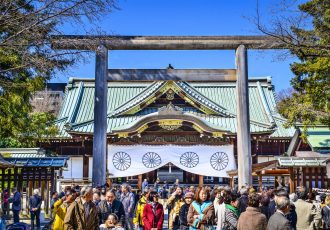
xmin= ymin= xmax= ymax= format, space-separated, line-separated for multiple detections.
xmin=236 ymin=45 xmax=252 ymax=188
xmin=92 ymin=45 xmax=108 ymax=187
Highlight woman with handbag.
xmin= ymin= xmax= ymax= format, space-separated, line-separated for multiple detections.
xmin=187 ymin=187 xmax=214 ymax=230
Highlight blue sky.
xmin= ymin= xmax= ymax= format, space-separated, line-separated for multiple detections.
xmin=54 ymin=0 xmax=301 ymax=92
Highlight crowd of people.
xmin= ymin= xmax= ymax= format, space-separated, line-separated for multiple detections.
xmin=1 ymin=181 xmax=330 ymax=229
xmin=45 ymin=181 xmax=330 ymax=230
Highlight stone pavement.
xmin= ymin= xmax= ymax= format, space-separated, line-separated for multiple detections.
xmin=5 ymin=211 xmax=50 ymax=229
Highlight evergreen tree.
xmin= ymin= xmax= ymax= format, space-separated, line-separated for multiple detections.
xmin=0 ymin=0 xmax=115 ymax=147
xmin=257 ymin=0 xmax=330 ymax=127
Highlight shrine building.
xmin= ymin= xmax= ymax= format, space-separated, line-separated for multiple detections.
xmin=39 ymin=68 xmax=301 ymax=188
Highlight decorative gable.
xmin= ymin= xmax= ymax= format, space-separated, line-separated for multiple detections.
xmin=110 ymin=81 xmax=234 ymax=117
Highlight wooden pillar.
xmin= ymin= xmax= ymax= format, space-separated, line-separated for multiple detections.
xmin=28 ymin=181 xmax=33 ymax=210
xmin=315 ymin=167 xmax=319 ymax=188
xmin=321 ymin=168 xmax=325 ymax=188
xmin=41 ymin=181 xmax=45 ymax=200
xmin=38 ymin=168 xmax=42 ymax=189
xmin=230 ymin=177 xmax=234 ymax=188
xmin=45 ymin=181 xmax=49 ymax=215
xmin=199 ymin=175 xmax=204 ymax=187
xmin=302 ymin=168 xmax=306 ymax=187
xmin=7 ymin=168 xmax=11 ymax=191
xmin=83 ymin=155 xmax=89 ymax=179
xmin=138 ymin=174 xmax=142 ymax=189
xmin=258 ymin=174 xmax=262 ymax=191
xmin=309 ymin=168 xmax=313 ymax=189
xmin=1 ymin=169 xmax=4 ymax=190
xmin=289 ymin=167 xmax=294 ymax=193
xmin=14 ymin=167 xmax=18 ymax=190
xmin=92 ymin=44 xmax=108 ymax=187
xmin=50 ymin=168 xmax=55 ymax=193
xmin=236 ymin=45 xmax=252 ymax=188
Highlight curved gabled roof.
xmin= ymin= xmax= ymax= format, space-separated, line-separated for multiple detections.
xmin=54 ymin=75 xmax=295 ymax=138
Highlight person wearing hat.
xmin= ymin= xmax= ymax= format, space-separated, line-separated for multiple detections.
xmin=133 ymin=187 xmax=150 ymax=229
xmin=179 ymin=192 xmax=194 ymax=230
xmin=142 ymin=191 xmax=164 ymax=230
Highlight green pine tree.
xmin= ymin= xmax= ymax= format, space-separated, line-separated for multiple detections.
xmin=276 ymin=0 xmax=330 ymax=127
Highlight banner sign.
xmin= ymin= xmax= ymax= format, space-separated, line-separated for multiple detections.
xmin=108 ymin=145 xmax=236 ymax=178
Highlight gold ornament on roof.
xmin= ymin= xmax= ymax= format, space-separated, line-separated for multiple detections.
xmin=159 ymin=120 xmax=182 ymax=131
xmin=166 ymin=89 xmax=175 ymax=100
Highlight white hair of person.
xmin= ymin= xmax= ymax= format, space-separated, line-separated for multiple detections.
xmin=315 ymin=195 xmax=321 ymax=202
xmin=121 ymin=183 xmax=131 ymax=191
xmin=33 ymin=189 xmax=39 ymax=195
xmin=239 ymin=187 xmax=248 ymax=195
xmin=289 ymin=193 xmax=298 ymax=203
xmin=276 ymin=196 xmax=290 ymax=211
xmin=80 ymin=186 xmax=93 ymax=197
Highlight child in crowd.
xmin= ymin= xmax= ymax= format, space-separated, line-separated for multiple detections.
xmin=179 ymin=192 xmax=194 ymax=230
xmin=100 ymin=213 xmax=124 ymax=230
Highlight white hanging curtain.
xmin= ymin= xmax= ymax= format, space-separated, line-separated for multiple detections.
xmin=107 ymin=145 xmax=236 ymax=178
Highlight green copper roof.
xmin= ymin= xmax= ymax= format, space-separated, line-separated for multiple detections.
xmin=305 ymin=127 xmax=330 ymax=150
xmin=54 ymin=75 xmax=295 ymax=138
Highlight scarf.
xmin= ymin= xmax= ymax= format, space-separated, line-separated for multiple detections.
xmin=225 ymin=204 xmax=239 ymax=217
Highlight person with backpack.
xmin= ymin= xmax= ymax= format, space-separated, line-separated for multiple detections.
xmin=29 ymin=189 xmax=42 ymax=229
xmin=322 ymin=195 xmax=330 ymax=230
xmin=133 ymin=188 xmax=149 ymax=230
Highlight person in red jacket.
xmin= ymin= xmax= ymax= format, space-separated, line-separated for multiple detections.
xmin=142 ymin=191 xmax=164 ymax=230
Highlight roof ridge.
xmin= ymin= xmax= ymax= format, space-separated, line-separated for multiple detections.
xmin=109 ymin=81 xmax=166 ymax=117
xmin=256 ymin=81 xmax=276 ymax=126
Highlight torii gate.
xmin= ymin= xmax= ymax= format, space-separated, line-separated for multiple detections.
xmin=51 ymin=35 xmax=284 ymax=188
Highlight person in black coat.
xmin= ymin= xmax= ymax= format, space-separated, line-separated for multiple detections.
xmin=29 ymin=189 xmax=42 ymax=229
xmin=238 ymin=188 xmax=248 ymax=213
xmin=179 ymin=192 xmax=194 ymax=230
xmin=98 ymin=190 xmax=125 ymax=226
xmin=260 ymin=194 xmax=271 ymax=220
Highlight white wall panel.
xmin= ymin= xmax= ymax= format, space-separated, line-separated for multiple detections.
xmin=62 ymin=157 xmax=83 ymax=179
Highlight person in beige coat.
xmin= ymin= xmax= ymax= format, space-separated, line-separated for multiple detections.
xmin=167 ymin=187 xmax=185 ymax=230
xmin=64 ymin=186 xmax=99 ymax=230
xmin=294 ymin=187 xmax=321 ymax=230
xmin=237 ymin=193 xmax=267 ymax=230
